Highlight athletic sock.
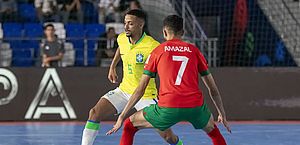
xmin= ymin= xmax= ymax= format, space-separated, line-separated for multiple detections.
xmin=81 ymin=120 xmax=100 ymax=145
xmin=119 ymin=118 xmax=139 ymax=145
xmin=170 ymin=138 xmax=183 ymax=145
xmin=207 ymin=124 xmax=227 ymax=145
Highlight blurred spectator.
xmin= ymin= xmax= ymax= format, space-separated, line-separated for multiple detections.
xmin=129 ymin=0 xmax=141 ymax=9
xmin=96 ymin=27 xmax=118 ymax=66
xmin=35 ymin=0 xmax=60 ymax=23
xmin=41 ymin=24 xmax=65 ymax=67
xmin=126 ymin=0 xmax=150 ymax=35
xmin=86 ymin=0 xmax=99 ymax=9
xmin=98 ymin=0 xmax=121 ymax=23
xmin=0 ymin=0 xmax=17 ymax=22
xmin=60 ymin=0 xmax=83 ymax=24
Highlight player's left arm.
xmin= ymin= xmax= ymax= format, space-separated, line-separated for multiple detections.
xmin=201 ymin=74 xmax=231 ymax=133
xmin=106 ymin=74 xmax=151 ymax=135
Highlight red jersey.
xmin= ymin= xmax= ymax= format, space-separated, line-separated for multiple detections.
xmin=143 ymin=39 xmax=210 ymax=108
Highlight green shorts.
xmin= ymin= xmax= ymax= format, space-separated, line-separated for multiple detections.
xmin=143 ymin=103 xmax=211 ymax=131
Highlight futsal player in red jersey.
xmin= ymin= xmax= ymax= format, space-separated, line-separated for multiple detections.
xmin=107 ymin=15 xmax=231 ymax=145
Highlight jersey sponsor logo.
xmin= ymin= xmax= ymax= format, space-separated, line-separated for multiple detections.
xmin=164 ymin=46 xmax=192 ymax=53
xmin=0 ymin=68 xmax=18 ymax=106
xmin=25 ymin=68 xmax=77 ymax=119
xmin=136 ymin=53 xmax=144 ymax=63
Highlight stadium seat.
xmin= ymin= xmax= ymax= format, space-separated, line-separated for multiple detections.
xmin=2 ymin=23 xmax=23 ymax=30
xmin=0 ymin=29 xmax=3 ymax=40
xmin=65 ymin=23 xmax=84 ymax=32
xmin=12 ymin=49 xmax=34 ymax=66
xmin=61 ymin=43 xmax=75 ymax=67
xmin=0 ymin=48 xmax=12 ymax=67
xmin=18 ymin=3 xmax=37 ymax=22
xmin=0 ymin=23 xmax=3 ymax=39
xmin=275 ymin=41 xmax=285 ymax=62
xmin=64 ymin=42 xmax=74 ymax=50
xmin=0 ymin=43 xmax=10 ymax=49
xmin=85 ymin=24 xmax=106 ymax=49
xmin=88 ymin=50 xmax=96 ymax=66
xmin=70 ymin=40 xmax=84 ymax=50
xmin=2 ymin=23 xmax=23 ymax=49
xmin=256 ymin=54 xmax=272 ymax=66
xmin=65 ymin=23 xmax=85 ymax=50
xmin=82 ymin=1 xmax=98 ymax=23
xmin=23 ymin=23 xmax=43 ymax=54
xmin=85 ymin=24 xmax=106 ymax=36
xmin=24 ymin=23 xmax=43 ymax=37
xmin=75 ymin=49 xmax=84 ymax=66
xmin=106 ymin=23 xmax=124 ymax=34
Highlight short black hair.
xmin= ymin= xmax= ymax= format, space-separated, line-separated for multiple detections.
xmin=44 ymin=24 xmax=55 ymax=30
xmin=126 ymin=9 xmax=146 ymax=22
xmin=163 ymin=15 xmax=184 ymax=35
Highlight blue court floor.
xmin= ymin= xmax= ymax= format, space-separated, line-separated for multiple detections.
xmin=0 ymin=121 xmax=299 ymax=145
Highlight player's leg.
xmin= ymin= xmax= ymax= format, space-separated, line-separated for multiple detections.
xmin=121 ymin=104 xmax=182 ymax=145
xmin=157 ymin=129 xmax=183 ymax=145
xmin=81 ymin=88 xmax=130 ymax=145
xmin=81 ymin=97 xmax=117 ymax=145
xmin=203 ymin=115 xmax=227 ymax=145
xmin=189 ymin=103 xmax=226 ymax=145
xmin=148 ymin=104 xmax=183 ymax=145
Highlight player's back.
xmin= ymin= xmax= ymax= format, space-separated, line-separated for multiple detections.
xmin=154 ymin=39 xmax=209 ymax=108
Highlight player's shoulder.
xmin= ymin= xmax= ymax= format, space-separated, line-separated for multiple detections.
xmin=144 ymin=35 xmax=159 ymax=43
xmin=188 ymin=42 xmax=201 ymax=52
xmin=150 ymin=41 xmax=167 ymax=54
xmin=144 ymin=34 xmax=160 ymax=47
xmin=177 ymin=40 xmax=201 ymax=53
xmin=138 ymin=34 xmax=160 ymax=52
xmin=117 ymin=32 xmax=127 ymax=42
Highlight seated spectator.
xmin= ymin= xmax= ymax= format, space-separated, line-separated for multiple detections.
xmin=41 ymin=24 xmax=65 ymax=67
xmin=98 ymin=0 xmax=121 ymax=23
xmin=96 ymin=27 xmax=118 ymax=66
xmin=0 ymin=0 xmax=17 ymax=22
xmin=35 ymin=0 xmax=60 ymax=23
xmin=60 ymin=0 xmax=83 ymax=24
xmin=129 ymin=0 xmax=141 ymax=10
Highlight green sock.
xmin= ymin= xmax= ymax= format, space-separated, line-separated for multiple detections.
xmin=85 ymin=120 xmax=100 ymax=130
xmin=170 ymin=138 xmax=183 ymax=145
xmin=177 ymin=139 xmax=183 ymax=145
xmin=82 ymin=120 xmax=100 ymax=145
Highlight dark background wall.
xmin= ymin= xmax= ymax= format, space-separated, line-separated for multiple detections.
xmin=0 ymin=67 xmax=300 ymax=121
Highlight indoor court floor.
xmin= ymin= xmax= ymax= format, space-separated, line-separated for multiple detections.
xmin=0 ymin=121 xmax=299 ymax=145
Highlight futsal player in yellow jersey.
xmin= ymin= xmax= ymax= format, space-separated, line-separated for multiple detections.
xmin=81 ymin=9 xmax=183 ymax=145
xmin=118 ymin=32 xmax=158 ymax=100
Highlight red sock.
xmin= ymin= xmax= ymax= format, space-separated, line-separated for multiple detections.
xmin=119 ymin=118 xmax=139 ymax=145
xmin=207 ymin=124 xmax=227 ymax=145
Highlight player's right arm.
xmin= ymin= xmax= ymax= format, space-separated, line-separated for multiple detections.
xmin=201 ymin=74 xmax=231 ymax=133
xmin=108 ymin=47 xmax=121 ymax=83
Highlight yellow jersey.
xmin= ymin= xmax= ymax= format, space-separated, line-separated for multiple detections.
xmin=118 ymin=32 xmax=159 ymax=99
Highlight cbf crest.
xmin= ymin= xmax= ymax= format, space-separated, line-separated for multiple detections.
xmin=136 ymin=53 xmax=144 ymax=63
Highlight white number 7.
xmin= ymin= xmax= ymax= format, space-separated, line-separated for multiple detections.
xmin=172 ymin=56 xmax=189 ymax=85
